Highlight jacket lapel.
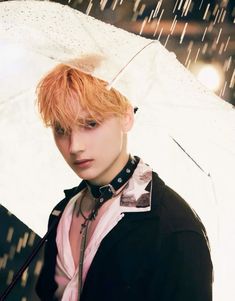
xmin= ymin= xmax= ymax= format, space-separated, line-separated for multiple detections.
xmin=84 ymin=172 xmax=166 ymax=282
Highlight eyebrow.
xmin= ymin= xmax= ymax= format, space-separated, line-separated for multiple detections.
xmin=53 ymin=115 xmax=100 ymax=128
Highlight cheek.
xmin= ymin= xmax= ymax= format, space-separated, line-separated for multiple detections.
xmin=54 ymin=137 xmax=69 ymax=157
xmin=95 ymin=127 xmax=123 ymax=155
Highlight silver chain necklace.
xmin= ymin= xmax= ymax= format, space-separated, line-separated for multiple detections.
xmin=76 ymin=182 xmax=129 ymax=299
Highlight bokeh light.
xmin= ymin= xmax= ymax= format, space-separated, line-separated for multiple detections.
xmin=190 ymin=62 xmax=224 ymax=92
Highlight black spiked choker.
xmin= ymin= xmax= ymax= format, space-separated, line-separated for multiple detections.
xmin=85 ymin=155 xmax=140 ymax=215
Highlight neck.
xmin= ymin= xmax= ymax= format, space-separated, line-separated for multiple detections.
xmin=78 ymin=190 xmax=96 ymax=213
xmin=89 ymin=152 xmax=130 ymax=186
xmin=86 ymin=153 xmax=139 ymax=200
xmin=83 ymin=155 xmax=140 ymax=217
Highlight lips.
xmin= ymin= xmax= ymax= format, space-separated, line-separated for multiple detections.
xmin=73 ymin=159 xmax=93 ymax=168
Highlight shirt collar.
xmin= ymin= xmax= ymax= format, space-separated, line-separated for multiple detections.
xmin=119 ymin=158 xmax=152 ymax=213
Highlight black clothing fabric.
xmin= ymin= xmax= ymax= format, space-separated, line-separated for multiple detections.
xmin=36 ymin=172 xmax=213 ymax=301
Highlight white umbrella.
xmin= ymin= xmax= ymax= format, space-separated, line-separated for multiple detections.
xmin=0 ymin=1 xmax=234 ymax=300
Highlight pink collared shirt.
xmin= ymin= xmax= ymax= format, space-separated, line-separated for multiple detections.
xmin=55 ymin=159 xmax=152 ymax=300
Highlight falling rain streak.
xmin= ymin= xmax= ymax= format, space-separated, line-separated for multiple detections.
xmin=230 ymin=69 xmax=235 ymax=88
xmin=224 ymin=36 xmax=230 ymax=51
xmin=219 ymin=42 xmax=225 ymax=55
xmin=203 ymin=4 xmax=210 ymax=20
xmin=213 ymin=8 xmax=220 ymax=24
xmin=139 ymin=4 xmax=146 ymax=16
xmin=140 ymin=17 xmax=147 ymax=35
xmin=86 ymin=0 xmax=93 ymax=15
xmin=216 ymin=28 xmax=222 ymax=44
xmin=199 ymin=0 xmax=204 ymax=10
xmin=173 ymin=0 xmax=179 ymax=13
xmin=148 ymin=9 xmax=155 ymax=23
xmin=195 ymin=48 xmax=201 ymax=63
xmin=153 ymin=8 xmax=164 ymax=37
xmin=180 ymin=22 xmax=188 ymax=44
xmin=134 ymin=0 xmax=141 ymax=12
xmin=220 ymin=80 xmax=227 ymax=97
xmin=154 ymin=0 xmax=163 ymax=18
xmin=112 ymin=0 xmax=118 ymax=11
xmin=100 ymin=0 xmax=109 ymax=11
xmin=158 ymin=28 xmax=163 ymax=41
xmin=182 ymin=0 xmax=191 ymax=17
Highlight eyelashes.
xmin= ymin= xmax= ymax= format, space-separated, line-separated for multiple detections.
xmin=54 ymin=123 xmax=67 ymax=136
xmin=53 ymin=120 xmax=99 ymax=136
xmin=84 ymin=120 xmax=98 ymax=129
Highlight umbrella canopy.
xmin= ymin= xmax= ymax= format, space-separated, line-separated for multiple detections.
xmin=0 ymin=1 xmax=235 ymax=300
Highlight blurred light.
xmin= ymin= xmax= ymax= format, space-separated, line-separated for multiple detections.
xmin=190 ymin=62 xmax=224 ymax=92
xmin=197 ymin=65 xmax=221 ymax=91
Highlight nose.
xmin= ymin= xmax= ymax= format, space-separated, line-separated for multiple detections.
xmin=69 ymin=128 xmax=86 ymax=155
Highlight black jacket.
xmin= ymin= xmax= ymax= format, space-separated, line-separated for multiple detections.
xmin=36 ymin=172 xmax=213 ymax=301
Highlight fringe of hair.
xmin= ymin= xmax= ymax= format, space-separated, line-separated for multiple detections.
xmin=36 ymin=63 xmax=131 ymax=131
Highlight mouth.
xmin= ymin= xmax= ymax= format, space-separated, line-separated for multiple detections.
xmin=73 ymin=159 xmax=94 ymax=169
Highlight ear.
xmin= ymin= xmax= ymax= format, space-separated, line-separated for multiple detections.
xmin=121 ymin=106 xmax=134 ymax=133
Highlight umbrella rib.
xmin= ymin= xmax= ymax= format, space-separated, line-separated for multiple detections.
xmin=170 ymin=136 xmax=210 ymax=176
xmin=107 ymin=41 xmax=156 ymax=89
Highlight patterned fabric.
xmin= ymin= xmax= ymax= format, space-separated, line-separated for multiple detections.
xmin=54 ymin=158 xmax=152 ymax=300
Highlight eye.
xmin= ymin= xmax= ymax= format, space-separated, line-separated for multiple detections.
xmin=54 ymin=124 xmax=67 ymax=136
xmin=84 ymin=120 xmax=98 ymax=129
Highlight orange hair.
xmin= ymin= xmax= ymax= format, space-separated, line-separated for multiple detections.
xmin=36 ymin=62 xmax=131 ymax=131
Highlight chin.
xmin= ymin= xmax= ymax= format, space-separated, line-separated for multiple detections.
xmin=73 ymin=169 xmax=100 ymax=182
xmin=83 ymin=172 xmax=107 ymax=186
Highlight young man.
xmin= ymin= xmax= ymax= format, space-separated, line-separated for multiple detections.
xmin=35 ymin=62 xmax=213 ymax=301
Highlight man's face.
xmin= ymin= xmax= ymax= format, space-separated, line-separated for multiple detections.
xmin=53 ymin=110 xmax=133 ymax=185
